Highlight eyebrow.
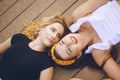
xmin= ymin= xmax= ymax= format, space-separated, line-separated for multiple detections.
xmin=65 ymin=48 xmax=71 ymax=55
xmin=59 ymin=41 xmax=62 ymax=45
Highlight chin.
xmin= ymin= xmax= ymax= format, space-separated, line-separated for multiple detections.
xmin=45 ymin=43 xmax=52 ymax=47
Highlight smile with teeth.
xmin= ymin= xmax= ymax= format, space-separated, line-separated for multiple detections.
xmin=70 ymin=36 xmax=77 ymax=44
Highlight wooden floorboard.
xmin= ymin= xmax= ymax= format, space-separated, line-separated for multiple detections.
xmin=35 ymin=0 xmax=77 ymax=21
xmin=63 ymin=0 xmax=87 ymax=23
xmin=0 ymin=0 xmax=17 ymax=16
xmin=74 ymin=66 xmax=105 ymax=80
xmin=53 ymin=66 xmax=83 ymax=80
xmin=0 ymin=0 xmax=36 ymax=32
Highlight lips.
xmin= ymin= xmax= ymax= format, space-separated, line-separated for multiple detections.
xmin=47 ymin=37 xmax=53 ymax=43
xmin=70 ymin=36 xmax=77 ymax=44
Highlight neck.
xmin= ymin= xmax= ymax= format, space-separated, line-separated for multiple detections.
xmin=29 ymin=39 xmax=46 ymax=52
xmin=77 ymin=26 xmax=94 ymax=48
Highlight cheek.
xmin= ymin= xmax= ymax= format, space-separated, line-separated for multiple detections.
xmin=58 ymin=28 xmax=64 ymax=36
xmin=58 ymin=25 xmax=64 ymax=32
xmin=71 ymin=46 xmax=81 ymax=54
xmin=55 ymin=39 xmax=59 ymax=43
xmin=41 ymin=28 xmax=48 ymax=35
xmin=39 ymin=30 xmax=45 ymax=37
xmin=61 ymin=54 xmax=70 ymax=60
xmin=44 ymin=27 xmax=51 ymax=33
xmin=75 ymin=46 xmax=81 ymax=53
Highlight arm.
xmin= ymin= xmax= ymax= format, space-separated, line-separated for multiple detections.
xmin=72 ymin=0 xmax=108 ymax=22
xmin=39 ymin=67 xmax=54 ymax=80
xmin=92 ymin=49 xmax=120 ymax=80
xmin=0 ymin=38 xmax=11 ymax=55
xmin=69 ymin=78 xmax=112 ymax=80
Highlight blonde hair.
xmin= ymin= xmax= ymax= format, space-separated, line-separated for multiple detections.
xmin=22 ymin=15 xmax=68 ymax=40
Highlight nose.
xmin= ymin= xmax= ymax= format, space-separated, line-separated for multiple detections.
xmin=51 ymin=33 xmax=58 ymax=42
xmin=64 ymin=38 xmax=73 ymax=47
xmin=66 ymin=41 xmax=71 ymax=47
xmin=52 ymin=33 xmax=57 ymax=39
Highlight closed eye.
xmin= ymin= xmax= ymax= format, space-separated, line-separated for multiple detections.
xmin=59 ymin=40 xmax=65 ymax=45
xmin=50 ymin=27 xmax=56 ymax=32
xmin=68 ymin=48 xmax=71 ymax=53
xmin=61 ymin=40 xmax=64 ymax=44
xmin=59 ymin=40 xmax=71 ymax=55
xmin=66 ymin=48 xmax=71 ymax=55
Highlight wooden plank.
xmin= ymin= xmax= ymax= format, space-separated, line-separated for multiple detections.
xmin=117 ymin=0 xmax=120 ymax=4
xmin=35 ymin=0 xmax=77 ymax=21
xmin=0 ymin=0 xmax=36 ymax=32
xmin=53 ymin=65 xmax=83 ymax=80
xmin=73 ymin=66 xmax=104 ymax=80
xmin=0 ymin=0 xmax=55 ymax=43
xmin=63 ymin=0 xmax=87 ymax=24
xmin=0 ymin=0 xmax=17 ymax=16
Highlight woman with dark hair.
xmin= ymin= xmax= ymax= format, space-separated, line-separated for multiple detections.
xmin=51 ymin=0 xmax=120 ymax=80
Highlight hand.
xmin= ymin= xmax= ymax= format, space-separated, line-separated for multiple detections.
xmin=69 ymin=78 xmax=83 ymax=80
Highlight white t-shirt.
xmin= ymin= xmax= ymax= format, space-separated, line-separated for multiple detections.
xmin=70 ymin=0 xmax=120 ymax=54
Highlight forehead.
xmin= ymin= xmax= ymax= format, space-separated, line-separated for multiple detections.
xmin=51 ymin=23 xmax=64 ymax=30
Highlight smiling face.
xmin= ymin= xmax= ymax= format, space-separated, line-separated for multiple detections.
xmin=55 ymin=33 xmax=83 ymax=60
xmin=39 ymin=22 xmax=64 ymax=47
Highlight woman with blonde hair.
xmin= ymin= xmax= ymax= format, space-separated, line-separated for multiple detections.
xmin=0 ymin=14 xmax=70 ymax=80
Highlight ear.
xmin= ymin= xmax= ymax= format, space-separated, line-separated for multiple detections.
xmin=76 ymin=52 xmax=82 ymax=60
xmin=39 ymin=27 xmax=43 ymax=31
xmin=38 ymin=28 xmax=43 ymax=33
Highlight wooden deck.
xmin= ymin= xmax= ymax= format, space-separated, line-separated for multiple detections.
xmin=0 ymin=0 xmax=120 ymax=80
